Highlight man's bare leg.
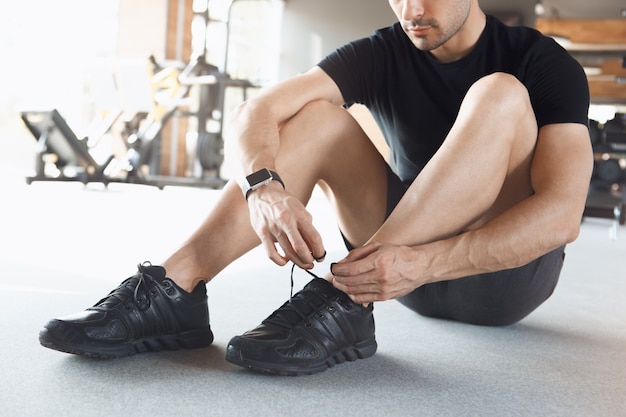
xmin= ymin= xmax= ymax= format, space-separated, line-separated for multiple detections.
xmin=328 ymin=73 xmax=547 ymax=305
xmin=166 ymin=73 xmax=539 ymax=294
xmin=162 ymin=100 xmax=390 ymax=292
xmin=371 ymin=73 xmax=538 ymax=246
xmin=166 ymin=71 xmax=539 ymax=295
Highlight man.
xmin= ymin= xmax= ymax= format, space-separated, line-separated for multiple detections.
xmin=39 ymin=0 xmax=592 ymax=376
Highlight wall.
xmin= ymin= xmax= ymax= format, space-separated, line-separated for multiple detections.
xmin=116 ymin=0 xmax=168 ymax=60
xmin=0 ymin=0 xmax=122 ymax=178
xmin=279 ymin=0 xmax=395 ymax=78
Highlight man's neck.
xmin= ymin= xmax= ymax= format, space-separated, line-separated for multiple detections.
xmin=429 ymin=9 xmax=486 ymax=63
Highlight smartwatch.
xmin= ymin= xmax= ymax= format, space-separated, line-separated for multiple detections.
xmin=242 ymin=168 xmax=284 ymax=200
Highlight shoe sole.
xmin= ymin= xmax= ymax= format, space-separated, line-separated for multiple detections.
xmin=39 ymin=327 xmax=214 ymax=359
xmin=225 ymin=336 xmax=377 ymax=376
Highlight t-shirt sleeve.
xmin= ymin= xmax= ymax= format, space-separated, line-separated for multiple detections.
xmin=525 ymin=37 xmax=590 ymax=128
xmin=317 ymin=35 xmax=384 ymax=107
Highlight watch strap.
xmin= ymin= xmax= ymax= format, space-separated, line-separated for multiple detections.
xmin=243 ymin=169 xmax=284 ymax=200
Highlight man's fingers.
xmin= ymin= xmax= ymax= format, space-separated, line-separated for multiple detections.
xmin=275 ymin=232 xmax=318 ymax=269
xmin=332 ymin=275 xmax=407 ymax=304
xmin=249 ymin=190 xmax=326 ymax=268
xmin=300 ymin=223 xmax=326 ymax=262
xmin=331 ymin=254 xmax=376 ymax=278
xmin=281 ymin=223 xmax=327 ymax=268
xmin=260 ymin=234 xmax=289 ymax=266
xmin=313 ymin=250 xmax=327 ymax=262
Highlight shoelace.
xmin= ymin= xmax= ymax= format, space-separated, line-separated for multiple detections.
xmin=133 ymin=262 xmax=157 ymax=311
xmin=94 ymin=262 xmax=157 ymax=312
xmin=289 ymin=249 xmax=326 ymax=300
xmin=262 ymin=264 xmax=333 ymax=329
xmin=289 ymin=263 xmax=320 ymax=302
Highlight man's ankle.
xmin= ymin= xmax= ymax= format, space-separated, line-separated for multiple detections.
xmin=161 ymin=262 xmax=209 ymax=293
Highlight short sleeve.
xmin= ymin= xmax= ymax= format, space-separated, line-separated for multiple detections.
xmin=524 ymin=37 xmax=590 ymax=128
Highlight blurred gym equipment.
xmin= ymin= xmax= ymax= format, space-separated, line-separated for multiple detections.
xmin=20 ymin=0 xmax=266 ymax=189
xmin=584 ymin=115 xmax=626 ymax=234
xmin=21 ymin=109 xmax=120 ymax=185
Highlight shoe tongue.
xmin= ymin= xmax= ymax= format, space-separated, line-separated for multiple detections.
xmin=141 ymin=264 xmax=166 ymax=281
xmin=94 ymin=264 xmax=166 ymax=309
xmin=302 ymin=277 xmax=339 ymax=297
xmin=266 ymin=278 xmax=341 ymax=327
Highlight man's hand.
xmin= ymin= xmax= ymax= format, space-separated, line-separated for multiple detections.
xmin=330 ymin=242 xmax=425 ymax=304
xmin=247 ymin=183 xmax=326 ymax=269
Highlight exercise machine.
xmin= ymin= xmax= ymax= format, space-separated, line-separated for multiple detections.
xmin=584 ymin=115 xmax=626 ymax=237
xmin=115 ymin=0 xmax=263 ymax=188
xmin=21 ymin=109 xmax=122 ymax=185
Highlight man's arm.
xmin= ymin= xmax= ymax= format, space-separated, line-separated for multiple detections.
xmin=230 ymin=67 xmax=344 ymax=176
xmin=229 ymin=67 xmax=345 ymax=268
xmin=331 ymin=122 xmax=594 ymax=303
xmin=429 ymin=122 xmax=593 ymax=276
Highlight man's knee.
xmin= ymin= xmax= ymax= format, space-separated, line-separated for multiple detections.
xmin=451 ymin=72 xmax=537 ymax=156
xmin=277 ymin=100 xmax=369 ymax=169
xmin=469 ymin=73 xmax=534 ymax=118
xmin=288 ymin=100 xmax=358 ymax=138
xmin=471 ymin=72 xmax=529 ymax=100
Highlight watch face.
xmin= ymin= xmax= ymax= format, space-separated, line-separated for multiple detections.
xmin=246 ymin=168 xmax=272 ymax=187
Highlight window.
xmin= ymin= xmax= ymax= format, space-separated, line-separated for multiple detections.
xmin=192 ymin=0 xmax=284 ymax=85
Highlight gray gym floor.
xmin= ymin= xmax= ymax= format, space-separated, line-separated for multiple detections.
xmin=0 ymin=178 xmax=625 ymax=417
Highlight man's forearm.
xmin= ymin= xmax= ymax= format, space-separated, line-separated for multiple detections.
xmin=413 ymin=193 xmax=579 ymax=284
xmin=230 ymin=99 xmax=282 ymax=177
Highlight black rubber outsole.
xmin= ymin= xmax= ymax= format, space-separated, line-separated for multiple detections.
xmin=39 ymin=327 xmax=214 ymax=359
xmin=225 ymin=337 xmax=377 ymax=376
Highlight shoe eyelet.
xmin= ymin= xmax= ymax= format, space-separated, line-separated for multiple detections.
xmin=305 ymin=321 xmax=312 ymax=327
xmin=149 ymin=290 xmax=157 ymax=296
xmin=166 ymin=289 xmax=175 ymax=295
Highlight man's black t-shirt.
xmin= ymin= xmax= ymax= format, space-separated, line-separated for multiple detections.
xmin=318 ymin=15 xmax=590 ymax=182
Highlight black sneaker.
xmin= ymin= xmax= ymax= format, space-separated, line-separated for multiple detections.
xmin=39 ymin=263 xmax=214 ymax=359
xmin=225 ymin=276 xmax=377 ymax=375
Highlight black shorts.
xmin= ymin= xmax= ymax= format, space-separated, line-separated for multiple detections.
xmin=347 ymin=164 xmax=565 ymax=327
